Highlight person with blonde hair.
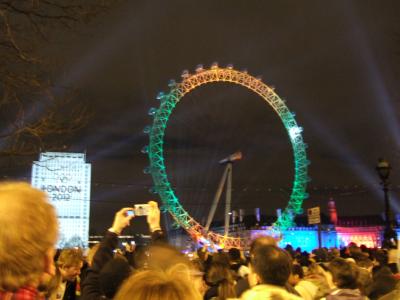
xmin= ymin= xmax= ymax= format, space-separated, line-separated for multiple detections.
xmin=114 ymin=265 xmax=203 ymax=300
xmin=48 ymin=248 xmax=84 ymax=300
xmin=0 ymin=181 xmax=58 ymax=300
xmin=86 ymin=244 xmax=100 ymax=268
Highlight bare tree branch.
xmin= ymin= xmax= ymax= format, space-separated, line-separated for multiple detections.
xmin=0 ymin=0 xmax=118 ymax=157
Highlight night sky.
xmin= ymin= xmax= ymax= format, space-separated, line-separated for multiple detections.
xmin=3 ymin=0 xmax=400 ymax=235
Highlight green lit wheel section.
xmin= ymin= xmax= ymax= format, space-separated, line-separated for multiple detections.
xmin=144 ymin=64 xmax=309 ymax=249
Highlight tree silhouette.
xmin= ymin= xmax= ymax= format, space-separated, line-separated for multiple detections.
xmin=0 ymin=1 xmax=116 ymax=156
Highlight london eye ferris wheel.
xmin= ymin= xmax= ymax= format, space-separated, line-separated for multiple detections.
xmin=142 ymin=63 xmax=309 ymax=249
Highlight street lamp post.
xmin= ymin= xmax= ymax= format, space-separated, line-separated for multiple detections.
xmin=376 ymin=158 xmax=397 ymax=247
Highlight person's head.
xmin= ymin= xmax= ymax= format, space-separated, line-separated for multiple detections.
xmin=0 ymin=182 xmax=58 ymax=291
xmin=190 ymin=259 xmax=207 ymax=296
xmin=329 ymin=248 xmax=340 ymax=259
xmin=132 ymin=245 xmax=148 ymax=269
xmin=147 ymin=243 xmax=188 ymax=271
xmin=99 ymin=257 xmax=132 ymax=298
xmin=251 ymin=245 xmax=292 ymax=286
xmin=86 ymin=243 xmax=100 ymax=267
xmin=328 ymin=257 xmax=359 ymax=289
xmin=211 ymin=252 xmax=230 ymax=267
xmin=357 ymin=267 xmax=372 ymax=296
xmin=197 ymin=247 xmax=209 ymax=262
xmin=56 ymin=248 xmax=84 ymax=282
xmin=298 ymin=251 xmax=311 ymax=267
xmin=356 ymin=258 xmax=373 ymax=271
xmin=114 ymin=266 xmax=202 ymax=300
xmin=249 ymin=236 xmax=277 ymax=256
xmin=228 ymin=248 xmax=241 ymax=263
xmin=205 ymin=262 xmax=236 ymax=299
xmin=312 ymin=248 xmax=329 ymax=262
xmin=288 ymin=264 xmax=304 ymax=286
xmin=367 ymin=266 xmax=398 ymax=299
xmin=304 ymin=264 xmax=332 ymax=299
xmin=373 ymin=249 xmax=388 ymax=266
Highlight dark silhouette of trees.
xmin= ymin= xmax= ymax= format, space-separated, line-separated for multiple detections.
xmin=0 ymin=1 xmax=116 ymax=156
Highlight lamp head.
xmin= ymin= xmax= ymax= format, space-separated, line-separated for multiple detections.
xmin=219 ymin=151 xmax=243 ymax=164
xmin=376 ymin=158 xmax=391 ymax=181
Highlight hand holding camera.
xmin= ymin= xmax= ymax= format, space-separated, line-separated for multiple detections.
xmin=125 ymin=204 xmax=151 ymax=217
xmin=111 ymin=201 xmax=161 ymax=235
xmin=146 ymin=201 xmax=161 ymax=232
xmin=110 ymin=207 xmax=135 ymax=235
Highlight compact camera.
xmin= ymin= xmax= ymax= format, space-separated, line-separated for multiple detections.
xmin=134 ymin=204 xmax=150 ymax=216
xmin=126 ymin=204 xmax=150 ymax=217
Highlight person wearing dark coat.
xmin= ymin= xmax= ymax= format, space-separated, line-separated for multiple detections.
xmin=81 ymin=201 xmax=165 ymax=300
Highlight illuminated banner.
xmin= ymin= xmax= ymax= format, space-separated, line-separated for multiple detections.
xmin=308 ymin=207 xmax=321 ymax=225
xmin=31 ymin=152 xmax=91 ymax=248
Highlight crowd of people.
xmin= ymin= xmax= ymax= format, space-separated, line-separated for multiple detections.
xmin=0 ymin=181 xmax=400 ymax=300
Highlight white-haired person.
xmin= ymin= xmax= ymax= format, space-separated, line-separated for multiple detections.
xmin=0 ymin=182 xmax=58 ymax=300
xmin=114 ymin=266 xmax=202 ymax=300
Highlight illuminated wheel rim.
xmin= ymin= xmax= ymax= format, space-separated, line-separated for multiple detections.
xmin=144 ymin=64 xmax=309 ymax=248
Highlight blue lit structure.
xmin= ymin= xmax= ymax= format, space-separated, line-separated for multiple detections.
xmin=250 ymin=227 xmax=335 ymax=252
xmin=280 ymin=229 xmax=320 ymax=252
xmin=169 ymin=225 xmax=398 ymax=251
xmin=249 ymin=225 xmax=390 ymax=251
